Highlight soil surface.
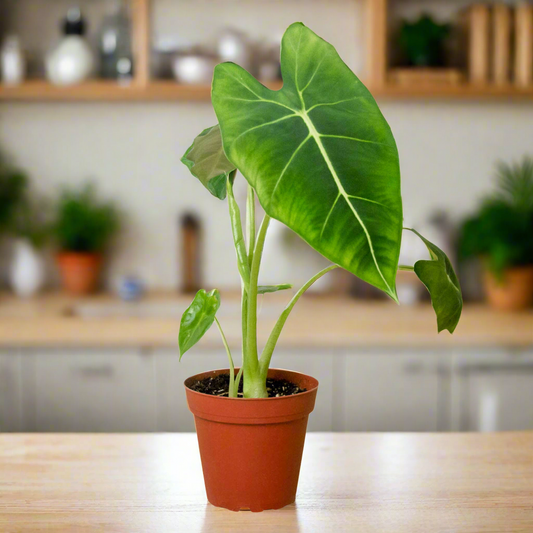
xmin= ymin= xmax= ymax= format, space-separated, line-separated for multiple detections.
xmin=189 ymin=373 xmax=307 ymax=398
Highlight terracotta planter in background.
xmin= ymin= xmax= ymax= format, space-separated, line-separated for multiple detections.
xmin=484 ymin=266 xmax=533 ymax=311
xmin=185 ymin=368 xmax=319 ymax=512
xmin=56 ymin=252 xmax=102 ymax=295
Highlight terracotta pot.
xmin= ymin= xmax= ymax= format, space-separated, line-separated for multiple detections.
xmin=185 ymin=368 xmax=319 ymax=512
xmin=56 ymin=252 xmax=103 ymax=295
xmin=483 ymin=266 xmax=533 ymax=311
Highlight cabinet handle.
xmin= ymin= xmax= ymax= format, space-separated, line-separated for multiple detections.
xmin=72 ymin=365 xmax=115 ymax=378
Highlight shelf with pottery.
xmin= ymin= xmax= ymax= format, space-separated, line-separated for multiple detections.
xmin=367 ymin=1 xmax=533 ymax=100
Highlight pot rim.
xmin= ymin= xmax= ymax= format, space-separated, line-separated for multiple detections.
xmin=184 ymin=367 xmax=319 ymax=402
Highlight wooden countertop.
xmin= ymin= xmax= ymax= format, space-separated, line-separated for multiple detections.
xmin=0 ymin=291 xmax=531 ymax=349
xmin=1 ymin=432 xmax=532 ymax=532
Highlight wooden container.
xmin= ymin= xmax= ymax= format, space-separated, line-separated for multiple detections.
xmin=514 ymin=3 xmax=533 ymax=87
xmin=492 ymin=3 xmax=512 ymax=86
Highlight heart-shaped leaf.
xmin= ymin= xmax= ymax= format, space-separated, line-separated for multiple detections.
xmin=212 ymin=23 xmax=402 ymax=300
xmin=407 ymin=229 xmax=463 ymax=334
xmin=179 ymin=289 xmax=221 ymax=358
xmin=257 ymin=283 xmax=292 ymax=294
xmin=181 ymin=125 xmax=236 ymax=200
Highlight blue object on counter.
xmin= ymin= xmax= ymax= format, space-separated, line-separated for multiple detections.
xmin=118 ymin=276 xmax=145 ymax=301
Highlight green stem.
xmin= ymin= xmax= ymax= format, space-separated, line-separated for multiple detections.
xmin=246 ymin=185 xmax=256 ymax=268
xmin=399 ymin=265 xmax=415 ymax=272
xmin=234 ymin=366 xmax=244 ymax=396
xmin=214 ymin=317 xmax=236 ymax=398
xmin=244 ymin=214 xmax=271 ymax=398
xmin=227 ymin=175 xmax=250 ymax=288
xmin=259 ymin=264 xmax=339 ymax=377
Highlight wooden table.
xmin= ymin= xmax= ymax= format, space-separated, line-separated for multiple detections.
xmin=1 ymin=433 xmax=532 ymax=532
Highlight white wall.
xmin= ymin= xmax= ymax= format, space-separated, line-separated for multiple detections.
xmin=0 ymin=0 xmax=532 ymax=289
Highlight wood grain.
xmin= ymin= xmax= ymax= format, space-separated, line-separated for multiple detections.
xmin=0 ymin=432 xmax=532 ymax=532
xmin=0 ymin=291 xmax=531 ymax=349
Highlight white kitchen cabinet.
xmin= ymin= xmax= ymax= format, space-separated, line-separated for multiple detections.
xmin=21 ymin=348 xmax=157 ymax=432
xmin=0 ymin=350 xmax=22 ymax=431
xmin=155 ymin=348 xmax=226 ymax=431
xmin=455 ymin=349 xmax=533 ymax=432
xmin=155 ymin=348 xmax=335 ymax=431
xmin=342 ymin=350 xmax=450 ymax=432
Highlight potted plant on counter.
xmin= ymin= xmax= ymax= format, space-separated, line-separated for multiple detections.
xmin=459 ymin=157 xmax=533 ymax=311
xmin=179 ymin=22 xmax=463 ymax=512
xmin=53 ymin=183 xmax=119 ymax=295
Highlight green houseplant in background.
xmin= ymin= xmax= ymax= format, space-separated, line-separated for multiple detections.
xmin=0 ymin=155 xmax=27 ymax=233
xmin=399 ymin=14 xmax=451 ymax=67
xmin=53 ymin=183 xmax=120 ymax=295
xmin=459 ymin=157 xmax=533 ymax=311
xmin=179 ymin=23 xmax=463 ymax=512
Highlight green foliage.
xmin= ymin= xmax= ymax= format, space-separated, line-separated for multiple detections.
xmin=407 ymin=229 xmax=462 ymax=333
xmin=181 ymin=125 xmax=236 ymax=200
xmin=53 ymin=183 xmax=120 ymax=253
xmin=179 ymin=23 xmax=463 ymax=398
xmin=10 ymin=194 xmax=52 ymax=249
xmin=0 ymin=156 xmax=28 ymax=232
xmin=459 ymin=157 xmax=533 ymax=276
xmin=179 ymin=289 xmax=221 ymax=359
xmin=212 ymin=22 xmax=403 ymax=301
xmin=399 ymin=14 xmax=450 ymax=67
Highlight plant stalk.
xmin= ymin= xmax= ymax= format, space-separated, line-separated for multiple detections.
xmin=244 ymin=214 xmax=271 ymax=398
xmin=246 ymin=185 xmax=256 ymax=268
xmin=399 ymin=265 xmax=415 ymax=272
xmin=214 ymin=317 xmax=236 ymax=398
xmin=259 ymin=264 xmax=339 ymax=377
xmin=227 ymin=176 xmax=250 ymax=288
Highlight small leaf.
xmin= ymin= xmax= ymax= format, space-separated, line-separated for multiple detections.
xmin=406 ymin=229 xmax=463 ymax=334
xmin=179 ymin=289 xmax=221 ymax=358
xmin=257 ymin=284 xmax=293 ymax=294
xmin=181 ymin=125 xmax=236 ymax=200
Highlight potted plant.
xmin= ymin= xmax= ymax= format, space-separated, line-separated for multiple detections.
xmin=179 ymin=23 xmax=463 ymax=512
xmin=399 ymin=14 xmax=450 ymax=67
xmin=459 ymin=157 xmax=533 ymax=311
xmin=53 ymin=183 xmax=119 ymax=295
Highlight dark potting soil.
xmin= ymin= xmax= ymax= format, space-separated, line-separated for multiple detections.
xmin=189 ymin=373 xmax=307 ymax=398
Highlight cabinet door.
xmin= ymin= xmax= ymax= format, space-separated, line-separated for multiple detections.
xmin=155 ymin=349 xmax=335 ymax=431
xmin=0 ymin=350 xmax=22 ymax=431
xmin=155 ymin=348 xmax=226 ymax=432
xmin=343 ymin=350 xmax=449 ymax=432
xmin=22 ymin=349 xmax=157 ymax=432
xmin=458 ymin=349 xmax=533 ymax=432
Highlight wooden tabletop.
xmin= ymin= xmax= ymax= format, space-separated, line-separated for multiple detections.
xmin=0 ymin=291 xmax=532 ymax=348
xmin=1 ymin=433 xmax=532 ymax=532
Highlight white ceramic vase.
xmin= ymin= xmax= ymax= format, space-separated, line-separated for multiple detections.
xmin=9 ymin=239 xmax=45 ymax=297
xmin=46 ymin=36 xmax=93 ymax=86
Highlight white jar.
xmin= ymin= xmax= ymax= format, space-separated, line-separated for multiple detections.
xmin=9 ymin=239 xmax=45 ymax=298
xmin=46 ymin=7 xmax=94 ymax=86
xmin=1 ymin=35 xmax=26 ymax=86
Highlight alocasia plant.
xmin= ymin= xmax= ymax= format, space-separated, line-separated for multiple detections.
xmin=179 ymin=22 xmax=463 ymax=399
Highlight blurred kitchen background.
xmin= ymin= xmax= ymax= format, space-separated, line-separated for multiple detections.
xmin=0 ymin=0 xmax=532 ymax=434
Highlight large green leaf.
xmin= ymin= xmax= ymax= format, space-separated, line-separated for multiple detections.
xmin=179 ymin=289 xmax=221 ymax=359
xmin=212 ymin=22 xmax=403 ymax=300
xmin=181 ymin=125 xmax=236 ymax=200
xmin=407 ymin=229 xmax=463 ymax=334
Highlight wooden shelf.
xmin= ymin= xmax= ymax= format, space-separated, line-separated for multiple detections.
xmin=2 ymin=79 xmax=532 ymax=102
xmin=0 ymin=80 xmax=284 ymax=102
xmin=372 ymin=83 xmax=533 ymax=100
